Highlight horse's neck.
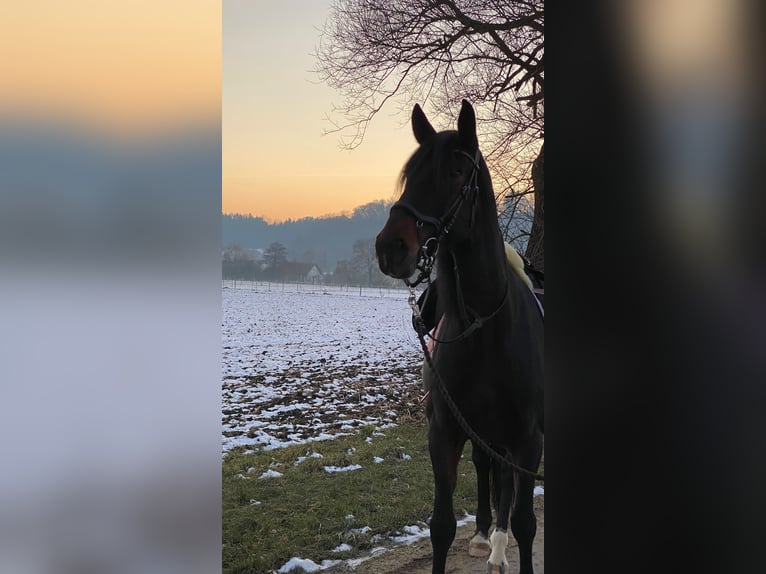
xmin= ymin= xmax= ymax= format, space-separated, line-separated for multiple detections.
xmin=438 ymin=219 xmax=508 ymax=318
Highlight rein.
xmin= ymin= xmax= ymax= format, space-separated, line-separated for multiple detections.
xmin=408 ymin=258 xmax=510 ymax=345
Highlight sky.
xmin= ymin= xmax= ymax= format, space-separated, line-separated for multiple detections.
xmin=223 ymin=0 xmax=418 ymax=222
xmin=0 ymin=1 xmax=220 ymax=133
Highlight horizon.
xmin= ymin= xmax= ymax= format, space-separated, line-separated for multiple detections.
xmin=222 ymin=197 xmax=394 ymax=224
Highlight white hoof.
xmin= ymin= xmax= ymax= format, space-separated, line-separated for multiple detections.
xmin=487 ymin=529 xmax=509 ymax=573
xmin=469 ymin=533 xmax=491 ymax=557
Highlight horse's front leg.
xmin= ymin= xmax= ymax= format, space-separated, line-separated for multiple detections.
xmin=487 ymin=463 xmax=514 ymax=574
xmin=469 ymin=443 xmax=492 ymax=557
xmin=428 ymin=424 xmax=465 ymax=574
xmin=510 ymin=431 xmax=543 ymax=574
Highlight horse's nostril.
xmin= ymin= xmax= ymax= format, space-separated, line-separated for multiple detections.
xmin=376 ymin=235 xmax=411 ymax=276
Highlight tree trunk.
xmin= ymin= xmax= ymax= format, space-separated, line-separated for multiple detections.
xmin=525 ymin=143 xmax=544 ymax=272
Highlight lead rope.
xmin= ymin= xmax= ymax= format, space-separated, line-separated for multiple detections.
xmin=408 ymin=286 xmax=545 ymax=482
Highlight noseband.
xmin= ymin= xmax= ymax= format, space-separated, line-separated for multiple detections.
xmin=391 ymin=149 xmax=482 ymax=288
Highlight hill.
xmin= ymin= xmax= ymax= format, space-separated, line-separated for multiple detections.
xmin=222 ymin=200 xmax=392 ymax=271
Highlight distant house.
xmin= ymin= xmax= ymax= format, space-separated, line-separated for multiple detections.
xmin=280 ymin=262 xmax=323 ymax=283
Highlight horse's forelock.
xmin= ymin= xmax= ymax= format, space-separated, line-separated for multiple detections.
xmin=399 ymin=132 xmax=458 ymax=200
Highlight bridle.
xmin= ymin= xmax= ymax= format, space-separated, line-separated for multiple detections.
xmin=390 ymin=148 xmax=482 ymax=289
xmin=389 ymin=147 xmax=510 ymax=342
xmin=389 ymin=147 xmax=509 ymax=341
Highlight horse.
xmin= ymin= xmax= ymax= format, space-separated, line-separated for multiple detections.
xmin=375 ymin=100 xmax=544 ymax=574
xmin=414 ymin=244 xmax=544 ymax=561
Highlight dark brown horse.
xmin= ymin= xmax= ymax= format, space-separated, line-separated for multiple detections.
xmin=376 ymin=101 xmax=544 ymax=574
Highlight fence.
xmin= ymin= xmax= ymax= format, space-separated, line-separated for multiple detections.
xmin=221 ymin=279 xmax=413 ymax=300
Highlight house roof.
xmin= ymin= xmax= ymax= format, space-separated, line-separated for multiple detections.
xmin=281 ymin=262 xmax=321 ymax=275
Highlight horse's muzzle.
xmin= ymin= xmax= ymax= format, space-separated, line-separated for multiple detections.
xmin=375 ymin=233 xmax=416 ymax=279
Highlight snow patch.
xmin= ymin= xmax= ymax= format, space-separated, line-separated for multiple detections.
xmin=276 ymin=557 xmax=340 ymax=573
xmin=391 ymin=524 xmax=429 ymax=544
xmin=277 ymin=557 xmax=321 ymax=573
xmin=295 ymin=452 xmax=324 ymax=465
xmin=259 ymin=469 xmax=283 ymax=479
xmin=323 ymin=464 xmax=362 ymax=473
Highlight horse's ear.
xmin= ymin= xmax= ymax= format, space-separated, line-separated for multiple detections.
xmin=457 ymin=99 xmax=478 ymax=151
xmin=412 ymin=104 xmax=436 ymax=144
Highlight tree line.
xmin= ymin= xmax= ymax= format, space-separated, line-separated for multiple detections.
xmin=222 ymin=200 xmax=393 ymax=274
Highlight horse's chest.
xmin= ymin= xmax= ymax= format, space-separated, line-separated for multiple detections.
xmin=429 ymin=323 xmax=509 ymax=372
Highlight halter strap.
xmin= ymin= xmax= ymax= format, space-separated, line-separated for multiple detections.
xmin=454 ymin=149 xmax=481 ymax=171
xmin=390 ymin=199 xmax=443 ymax=235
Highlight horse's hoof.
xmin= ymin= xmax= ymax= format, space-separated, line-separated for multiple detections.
xmin=486 ymin=564 xmax=505 ymax=574
xmin=469 ymin=542 xmax=491 ymax=557
xmin=469 ymin=534 xmax=491 ymax=557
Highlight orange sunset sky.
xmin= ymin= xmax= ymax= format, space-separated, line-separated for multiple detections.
xmin=0 ymin=1 xmax=221 ymax=132
xmin=223 ymin=0 xmax=418 ymax=222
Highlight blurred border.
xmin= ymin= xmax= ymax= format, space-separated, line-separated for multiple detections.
xmin=0 ymin=3 xmax=222 ymax=573
xmin=550 ymin=1 xmax=765 ymax=573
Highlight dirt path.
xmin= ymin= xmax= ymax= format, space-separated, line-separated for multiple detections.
xmin=327 ymin=496 xmax=543 ymax=574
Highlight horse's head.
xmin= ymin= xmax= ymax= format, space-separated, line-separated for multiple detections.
xmin=376 ymin=100 xmax=483 ymax=280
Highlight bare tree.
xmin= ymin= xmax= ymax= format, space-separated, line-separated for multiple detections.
xmin=351 ymin=238 xmax=379 ymax=286
xmin=263 ymin=242 xmax=288 ymax=271
xmin=315 ymin=0 xmax=544 ymax=269
xmin=222 ymin=243 xmax=246 ymax=262
xmin=333 ymin=259 xmax=353 ymax=286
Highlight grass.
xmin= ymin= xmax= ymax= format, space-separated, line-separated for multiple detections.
xmin=222 ymin=423 xmax=544 ymax=574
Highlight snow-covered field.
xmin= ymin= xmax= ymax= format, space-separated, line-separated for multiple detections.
xmin=222 ymin=281 xmax=545 ymax=572
xmin=222 ymin=281 xmax=425 ymax=454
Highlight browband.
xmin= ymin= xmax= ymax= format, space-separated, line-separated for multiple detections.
xmin=390 ymin=199 xmax=443 ymax=234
